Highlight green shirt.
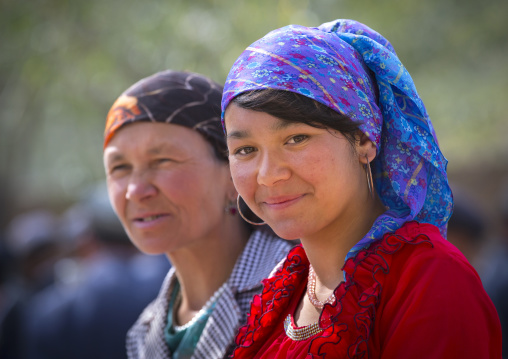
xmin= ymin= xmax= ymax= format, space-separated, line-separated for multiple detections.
xmin=164 ymin=281 xmax=216 ymax=359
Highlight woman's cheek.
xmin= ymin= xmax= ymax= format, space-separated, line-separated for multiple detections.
xmin=230 ymin=162 xmax=255 ymax=198
xmin=107 ymin=178 xmax=127 ymax=222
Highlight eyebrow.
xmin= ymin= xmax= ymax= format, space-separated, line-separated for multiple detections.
xmin=226 ymin=130 xmax=249 ymax=140
xmin=105 ymin=143 xmax=178 ymax=163
xmin=271 ymin=119 xmax=297 ymax=131
xmin=147 ymin=144 xmax=174 ymax=155
xmin=105 ymin=152 xmax=124 ymax=164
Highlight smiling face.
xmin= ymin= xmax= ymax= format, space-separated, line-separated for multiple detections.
xmin=104 ymin=122 xmax=235 ymax=255
xmin=225 ymin=103 xmax=372 ymax=241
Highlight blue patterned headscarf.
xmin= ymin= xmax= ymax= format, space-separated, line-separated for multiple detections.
xmin=221 ymin=19 xmax=453 ymax=258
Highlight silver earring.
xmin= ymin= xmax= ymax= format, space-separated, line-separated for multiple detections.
xmin=237 ymin=194 xmax=265 ymax=226
xmin=365 ymin=155 xmax=374 ymax=198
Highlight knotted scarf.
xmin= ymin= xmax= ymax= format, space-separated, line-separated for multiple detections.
xmin=104 ymin=70 xmax=225 ymax=160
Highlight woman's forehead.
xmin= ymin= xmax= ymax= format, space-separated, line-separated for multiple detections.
xmin=105 ymin=122 xmax=208 ymax=155
xmin=225 ymin=104 xmax=303 ymax=136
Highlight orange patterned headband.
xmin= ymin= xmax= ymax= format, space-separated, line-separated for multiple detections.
xmin=103 ymin=70 xmax=226 ymax=161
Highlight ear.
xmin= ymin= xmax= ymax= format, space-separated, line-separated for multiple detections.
xmin=357 ymin=131 xmax=377 ymax=165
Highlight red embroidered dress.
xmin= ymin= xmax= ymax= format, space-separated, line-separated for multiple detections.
xmin=232 ymin=222 xmax=502 ymax=358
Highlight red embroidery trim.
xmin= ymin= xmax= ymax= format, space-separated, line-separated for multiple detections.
xmin=232 ymin=222 xmax=433 ymax=358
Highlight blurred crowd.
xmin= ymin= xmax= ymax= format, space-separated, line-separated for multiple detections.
xmin=0 ymin=179 xmax=507 ymax=358
xmin=0 ymin=182 xmax=170 ymax=359
xmin=447 ymin=182 xmax=508 ymax=354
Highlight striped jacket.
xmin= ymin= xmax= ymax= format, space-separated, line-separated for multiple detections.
xmin=126 ymin=230 xmax=293 ymax=359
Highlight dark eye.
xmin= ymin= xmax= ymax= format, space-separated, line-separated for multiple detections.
xmin=157 ymin=158 xmax=173 ymax=164
xmin=234 ymin=146 xmax=256 ymax=156
xmin=287 ymin=135 xmax=308 ymax=144
xmin=109 ymin=164 xmax=129 ymax=174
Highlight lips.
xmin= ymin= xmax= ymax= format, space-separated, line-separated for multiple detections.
xmin=135 ymin=214 xmax=166 ymax=222
xmin=131 ymin=213 xmax=170 ymax=227
xmin=261 ymin=194 xmax=305 ymax=209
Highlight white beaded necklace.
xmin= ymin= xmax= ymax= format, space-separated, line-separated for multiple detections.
xmin=306 ymin=265 xmax=336 ymax=310
xmin=173 ymin=282 xmax=228 ymax=332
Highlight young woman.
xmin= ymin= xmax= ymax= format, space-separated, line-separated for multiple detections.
xmin=103 ymin=70 xmax=292 ymax=358
xmin=221 ymin=19 xmax=502 ymax=358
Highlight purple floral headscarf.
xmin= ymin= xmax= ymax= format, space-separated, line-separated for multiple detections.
xmin=221 ymin=19 xmax=453 ymax=258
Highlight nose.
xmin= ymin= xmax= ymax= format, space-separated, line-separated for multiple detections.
xmin=126 ymin=170 xmax=157 ymax=202
xmin=257 ymin=152 xmax=291 ymax=187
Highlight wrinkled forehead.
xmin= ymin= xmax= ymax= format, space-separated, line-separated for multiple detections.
xmin=103 ymin=121 xmax=220 ymax=167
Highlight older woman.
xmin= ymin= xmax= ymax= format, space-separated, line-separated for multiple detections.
xmin=221 ymin=20 xmax=502 ymax=358
xmin=103 ymin=70 xmax=292 ymax=358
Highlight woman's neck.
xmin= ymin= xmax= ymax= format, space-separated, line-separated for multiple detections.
xmin=168 ymin=217 xmax=250 ymax=321
xmin=301 ymin=193 xmax=386 ymax=290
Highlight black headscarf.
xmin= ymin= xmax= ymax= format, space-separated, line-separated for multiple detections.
xmin=104 ymin=70 xmax=226 ymax=161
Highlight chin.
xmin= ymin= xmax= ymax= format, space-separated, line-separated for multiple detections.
xmin=132 ymin=242 xmax=166 ymax=255
xmin=268 ymin=221 xmax=305 ymax=241
xmin=129 ymin=235 xmax=168 ymax=255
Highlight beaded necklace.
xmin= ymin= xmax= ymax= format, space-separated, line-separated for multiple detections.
xmin=306 ymin=264 xmax=336 ymax=310
xmin=284 ymin=264 xmax=337 ymax=341
xmin=284 ymin=314 xmax=323 ymax=341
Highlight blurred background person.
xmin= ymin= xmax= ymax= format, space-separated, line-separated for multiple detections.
xmin=479 ymin=183 xmax=508 ymax=358
xmin=446 ymin=186 xmax=487 ymax=267
xmin=0 ymin=209 xmax=64 ymax=359
xmin=447 ymin=184 xmax=508 ymax=358
xmin=4 ymin=210 xmax=63 ymax=293
xmin=103 ymin=70 xmax=293 ymax=358
xmin=0 ymin=237 xmax=17 ymax=358
xmin=22 ymin=182 xmax=170 ymax=359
